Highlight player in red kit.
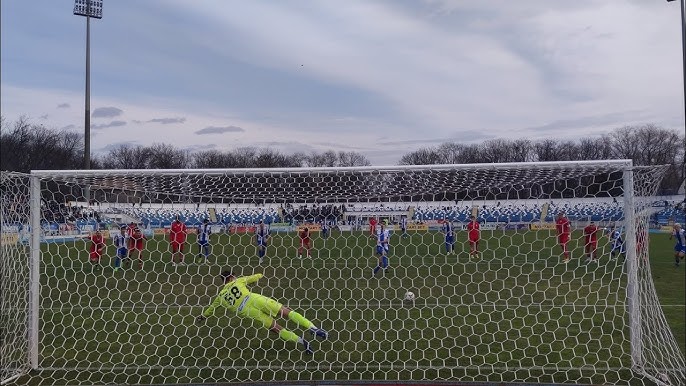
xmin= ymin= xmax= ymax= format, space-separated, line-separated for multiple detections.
xmin=126 ymin=222 xmax=137 ymax=255
xmin=467 ymin=216 xmax=480 ymax=258
xmin=298 ymin=227 xmax=311 ymax=258
xmin=583 ymin=221 xmax=599 ymax=263
xmin=556 ymin=212 xmax=571 ymax=263
xmin=369 ymin=217 xmax=377 ymax=239
xmin=169 ymin=216 xmax=188 ymax=265
xmin=130 ymin=225 xmax=146 ymax=268
xmin=88 ymin=230 xmax=105 ymax=270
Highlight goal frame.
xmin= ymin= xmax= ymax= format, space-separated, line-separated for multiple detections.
xmin=4 ymin=158 xmax=680 ymax=385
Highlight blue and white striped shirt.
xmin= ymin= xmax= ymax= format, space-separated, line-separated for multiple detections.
xmin=198 ymin=224 xmax=211 ymax=243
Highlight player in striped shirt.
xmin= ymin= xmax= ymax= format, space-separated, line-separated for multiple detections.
xmin=400 ymin=216 xmax=408 ymax=238
xmin=372 ymin=221 xmax=390 ymax=277
xmin=196 ymin=270 xmax=328 ymax=354
xmin=444 ymin=220 xmax=455 ymax=254
xmin=196 ymin=218 xmax=211 ymax=263
xmin=255 ymin=221 xmax=270 ymax=264
xmin=321 ymin=220 xmax=329 ymax=240
xmin=608 ymin=226 xmax=626 ymax=261
xmin=112 ymin=226 xmax=129 ymax=273
xmin=670 ymin=223 xmax=685 ymax=267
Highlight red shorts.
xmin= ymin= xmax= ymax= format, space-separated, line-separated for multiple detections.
xmin=300 ymin=239 xmax=310 ymax=247
xmin=131 ymin=239 xmax=144 ymax=251
xmin=585 ymin=242 xmax=598 ymax=253
xmin=171 ymin=242 xmax=184 ymax=253
xmin=89 ymin=251 xmax=102 ymax=261
xmin=469 ymin=235 xmax=479 ymax=243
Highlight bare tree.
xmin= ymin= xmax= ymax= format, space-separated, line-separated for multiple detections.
xmin=101 ymin=144 xmax=151 ymax=169
xmin=435 ymin=142 xmax=465 ymax=164
xmin=305 ymin=150 xmax=339 ymax=167
xmin=337 ymin=151 xmax=371 ymax=167
xmin=533 ymin=139 xmax=566 ymax=162
xmin=576 ymin=136 xmax=613 ymax=160
xmin=398 ymin=147 xmax=443 ymax=165
xmin=147 ymin=143 xmax=189 ymax=169
xmin=509 ymin=139 xmax=533 ymax=162
xmin=230 ymin=147 xmax=258 ymax=168
xmin=192 ymin=150 xmax=229 ymax=169
xmin=254 ymin=148 xmax=302 ymax=168
xmin=480 ymin=139 xmax=512 ymax=163
xmin=608 ymin=126 xmax=643 ymax=162
xmin=0 ymin=116 xmax=83 ymax=172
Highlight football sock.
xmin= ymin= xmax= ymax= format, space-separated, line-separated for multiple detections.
xmin=382 ymin=256 xmax=388 ymax=269
xmin=114 ymin=256 xmax=121 ymax=268
xmin=278 ymin=329 xmax=300 ymax=344
xmin=288 ymin=311 xmax=314 ymax=329
xmin=373 ymin=265 xmax=381 ymax=275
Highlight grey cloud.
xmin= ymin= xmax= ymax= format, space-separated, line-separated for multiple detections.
xmin=375 ymin=129 xmax=494 ymax=147
xmin=39 ymin=114 xmax=48 ymax=120
xmin=61 ymin=124 xmax=77 ymax=131
xmin=184 ymin=144 xmax=218 ymax=152
xmin=97 ymin=141 xmax=138 ymax=152
xmin=131 ymin=120 xmax=143 ymax=124
xmin=252 ymin=141 xmax=317 ymax=154
xmin=524 ymin=110 xmax=648 ymax=132
xmin=377 ymin=138 xmax=445 ymax=146
xmin=195 ymin=125 xmax=245 ymax=135
xmin=92 ymin=107 xmax=124 ymax=118
xmin=92 ymin=120 xmax=127 ymax=130
xmin=311 ymin=141 xmax=370 ymax=151
xmin=148 ymin=117 xmax=187 ymax=124
xmin=57 ymin=103 xmax=70 ymax=109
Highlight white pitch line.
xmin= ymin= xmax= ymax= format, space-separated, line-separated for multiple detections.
xmin=33 ymin=303 xmax=685 ymax=312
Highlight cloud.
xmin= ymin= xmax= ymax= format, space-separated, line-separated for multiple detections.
xmin=57 ymin=103 xmax=70 ymax=109
xmin=195 ymin=125 xmax=245 ymax=135
xmin=39 ymin=114 xmax=48 ymax=120
xmin=97 ymin=141 xmax=138 ymax=153
xmin=523 ymin=110 xmax=650 ymax=132
xmin=92 ymin=107 xmax=124 ymax=118
xmin=148 ymin=117 xmax=187 ymax=124
xmin=60 ymin=124 xmax=76 ymax=131
xmin=184 ymin=144 xmax=218 ymax=152
xmin=92 ymin=120 xmax=127 ymax=130
xmin=252 ymin=140 xmax=317 ymax=154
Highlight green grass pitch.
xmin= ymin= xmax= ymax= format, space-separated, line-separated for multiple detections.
xmin=12 ymin=229 xmax=686 ymax=385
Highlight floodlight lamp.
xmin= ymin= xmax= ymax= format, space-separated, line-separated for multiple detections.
xmin=73 ymin=0 xmax=103 ymax=19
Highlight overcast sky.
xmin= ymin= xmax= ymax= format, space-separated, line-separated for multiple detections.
xmin=1 ymin=0 xmax=684 ymax=165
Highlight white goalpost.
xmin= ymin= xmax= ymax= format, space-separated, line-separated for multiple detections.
xmin=0 ymin=160 xmax=684 ymax=386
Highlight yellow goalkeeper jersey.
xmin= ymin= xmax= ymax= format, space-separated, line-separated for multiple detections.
xmin=202 ymin=274 xmax=263 ymax=317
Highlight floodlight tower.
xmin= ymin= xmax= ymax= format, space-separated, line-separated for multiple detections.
xmin=73 ymin=0 xmax=103 ymax=171
xmin=666 ymin=0 xmax=686 ymax=206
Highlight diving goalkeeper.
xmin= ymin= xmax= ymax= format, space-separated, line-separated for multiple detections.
xmin=196 ymin=270 xmax=328 ymax=354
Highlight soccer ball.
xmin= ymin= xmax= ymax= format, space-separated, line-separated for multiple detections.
xmin=403 ymin=291 xmax=416 ymax=302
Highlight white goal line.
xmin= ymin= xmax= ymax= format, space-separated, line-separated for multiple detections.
xmin=40 ymin=364 xmax=668 ymax=372
xmin=33 ymin=303 xmax=684 ymax=312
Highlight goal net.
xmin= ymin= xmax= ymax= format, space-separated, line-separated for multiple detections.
xmin=1 ymin=160 xmax=684 ymax=386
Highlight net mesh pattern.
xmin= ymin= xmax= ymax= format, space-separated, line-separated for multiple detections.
xmin=0 ymin=162 xmax=684 ymax=386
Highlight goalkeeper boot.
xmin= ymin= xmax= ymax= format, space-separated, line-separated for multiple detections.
xmin=302 ymin=339 xmax=313 ymax=355
xmin=310 ymin=327 xmax=328 ymax=340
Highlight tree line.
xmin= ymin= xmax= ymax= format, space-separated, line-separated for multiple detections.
xmin=1 ymin=116 xmax=684 ymax=194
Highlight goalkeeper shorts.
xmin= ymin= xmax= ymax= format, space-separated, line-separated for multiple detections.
xmin=239 ymin=294 xmax=283 ymax=329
